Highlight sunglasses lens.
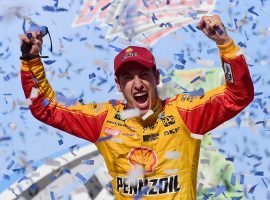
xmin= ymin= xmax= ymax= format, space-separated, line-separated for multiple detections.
xmin=40 ymin=26 xmax=48 ymax=37
xmin=27 ymin=33 xmax=33 ymax=39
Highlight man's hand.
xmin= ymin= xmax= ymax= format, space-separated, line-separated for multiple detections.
xmin=197 ymin=15 xmax=231 ymax=45
xmin=20 ymin=31 xmax=43 ymax=57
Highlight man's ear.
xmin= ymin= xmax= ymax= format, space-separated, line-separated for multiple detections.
xmin=115 ymin=76 xmax=122 ymax=92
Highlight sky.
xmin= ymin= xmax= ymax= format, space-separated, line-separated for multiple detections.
xmin=0 ymin=0 xmax=270 ymax=199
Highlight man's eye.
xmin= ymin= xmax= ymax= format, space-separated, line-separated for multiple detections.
xmin=140 ymin=73 xmax=148 ymax=78
xmin=124 ymin=76 xmax=132 ymax=81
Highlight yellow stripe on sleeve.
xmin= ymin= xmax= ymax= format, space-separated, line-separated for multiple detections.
xmin=218 ymin=40 xmax=240 ymax=60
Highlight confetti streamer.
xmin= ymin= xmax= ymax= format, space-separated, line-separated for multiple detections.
xmin=213 ymin=185 xmax=226 ymax=197
xmin=240 ymin=174 xmax=244 ymax=184
xmin=200 ymin=159 xmax=210 ymax=164
xmin=101 ymin=2 xmax=111 ymax=11
xmin=50 ymin=191 xmax=56 ymax=200
xmin=188 ymin=24 xmax=197 ymax=32
xmin=69 ymin=144 xmax=79 ymax=156
xmin=248 ymin=184 xmax=257 ymax=194
xmin=262 ymin=178 xmax=268 ymax=188
xmin=44 ymin=60 xmax=56 ymax=65
xmin=75 ymin=172 xmax=86 ymax=183
xmin=253 ymin=75 xmax=261 ymax=83
xmin=6 ymin=160 xmax=15 ymax=170
xmin=18 ymin=176 xmax=28 ymax=183
xmin=120 ymin=108 xmax=140 ymax=120
xmin=81 ymin=160 xmax=94 ymax=165
xmin=231 ymin=173 xmax=236 ymax=186
xmin=98 ymin=135 xmax=112 ymax=142
xmin=151 ymin=13 xmax=158 ymax=24
xmin=107 ymin=85 xmax=115 ymax=93
xmin=108 ymin=44 xmax=122 ymax=52
xmin=175 ymin=64 xmax=185 ymax=69
xmin=2 ymin=174 xmax=10 ymax=180
xmin=0 ymin=136 xmax=11 ymax=142
xmin=62 ymin=36 xmax=73 ymax=42
xmin=127 ymin=164 xmax=144 ymax=186
xmin=207 ymin=48 xmax=218 ymax=54
xmin=225 ymin=156 xmax=234 ymax=162
xmin=248 ymin=6 xmax=259 ymax=16
xmin=142 ymin=0 xmax=149 ymax=7
xmin=166 ymin=151 xmax=180 ymax=159
xmin=142 ymin=110 xmax=154 ymax=120
xmin=174 ymin=53 xmax=186 ymax=65
xmin=30 ymin=87 xmax=39 ymax=99
xmin=42 ymin=99 xmax=50 ymax=106
xmin=58 ymin=139 xmax=63 ymax=145
xmin=254 ymin=171 xmax=264 ymax=176
xmin=162 ymin=76 xmax=172 ymax=84
xmin=190 ymin=76 xmax=200 ymax=84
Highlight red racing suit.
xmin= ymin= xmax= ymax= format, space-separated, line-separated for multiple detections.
xmin=20 ymin=40 xmax=254 ymax=200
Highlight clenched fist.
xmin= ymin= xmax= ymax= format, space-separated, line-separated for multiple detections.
xmin=20 ymin=31 xmax=43 ymax=60
xmin=197 ymin=15 xmax=231 ymax=45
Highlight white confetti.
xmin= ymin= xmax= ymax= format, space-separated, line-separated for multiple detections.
xmin=120 ymin=108 xmax=140 ymax=120
xmin=164 ymin=169 xmax=178 ymax=175
xmin=197 ymin=183 xmax=204 ymax=193
xmin=30 ymin=87 xmax=39 ymax=99
xmin=166 ymin=151 xmax=180 ymax=159
xmin=8 ymin=122 xmax=17 ymax=132
xmin=200 ymin=159 xmax=210 ymax=164
xmin=127 ymin=164 xmax=144 ymax=186
xmin=45 ymin=159 xmax=61 ymax=167
xmin=110 ymin=137 xmax=123 ymax=144
xmin=142 ymin=110 xmax=154 ymax=120
xmin=25 ymin=98 xmax=32 ymax=106
xmin=196 ymin=59 xmax=215 ymax=67
xmin=205 ymin=145 xmax=218 ymax=152
xmin=235 ymin=49 xmax=245 ymax=56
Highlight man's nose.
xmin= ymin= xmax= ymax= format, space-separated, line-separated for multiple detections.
xmin=133 ymin=76 xmax=144 ymax=90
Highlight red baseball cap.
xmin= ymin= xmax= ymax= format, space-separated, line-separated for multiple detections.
xmin=114 ymin=46 xmax=156 ymax=76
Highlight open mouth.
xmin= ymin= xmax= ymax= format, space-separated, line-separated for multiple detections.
xmin=133 ymin=92 xmax=149 ymax=105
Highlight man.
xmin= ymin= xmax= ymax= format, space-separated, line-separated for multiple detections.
xmin=20 ymin=15 xmax=254 ymax=199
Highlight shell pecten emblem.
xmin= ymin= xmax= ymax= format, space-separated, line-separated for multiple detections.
xmin=125 ymin=47 xmax=133 ymax=53
xmin=128 ymin=147 xmax=157 ymax=173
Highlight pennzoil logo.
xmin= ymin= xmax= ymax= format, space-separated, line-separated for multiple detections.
xmin=116 ymin=175 xmax=180 ymax=196
xmin=128 ymin=147 xmax=157 ymax=173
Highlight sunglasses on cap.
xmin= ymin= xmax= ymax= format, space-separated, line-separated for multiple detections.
xmin=26 ymin=23 xmax=53 ymax=53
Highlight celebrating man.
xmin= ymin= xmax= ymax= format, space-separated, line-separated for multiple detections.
xmin=20 ymin=15 xmax=253 ymax=199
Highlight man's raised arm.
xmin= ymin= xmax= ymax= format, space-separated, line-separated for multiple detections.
xmin=174 ymin=15 xmax=254 ymax=139
xmin=20 ymin=31 xmax=108 ymax=143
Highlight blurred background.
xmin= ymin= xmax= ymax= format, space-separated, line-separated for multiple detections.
xmin=0 ymin=0 xmax=270 ymax=199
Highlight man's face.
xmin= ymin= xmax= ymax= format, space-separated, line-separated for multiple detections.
xmin=115 ymin=62 xmax=160 ymax=115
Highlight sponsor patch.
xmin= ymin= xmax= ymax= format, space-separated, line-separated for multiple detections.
xmin=104 ymin=127 xmax=120 ymax=136
xmin=223 ymin=62 xmax=234 ymax=83
xmin=143 ymin=133 xmax=159 ymax=142
xmin=161 ymin=116 xmax=175 ymax=127
xmin=122 ymin=52 xmax=139 ymax=61
xmin=106 ymin=120 xmax=126 ymax=127
xmin=164 ymin=127 xmax=180 ymax=136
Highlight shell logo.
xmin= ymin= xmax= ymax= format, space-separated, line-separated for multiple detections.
xmin=125 ymin=47 xmax=133 ymax=54
xmin=128 ymin=147 xmax=157 ymax=173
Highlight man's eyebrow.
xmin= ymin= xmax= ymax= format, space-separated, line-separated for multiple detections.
xmin=122 ymin=68 xmax=148 ymax=76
